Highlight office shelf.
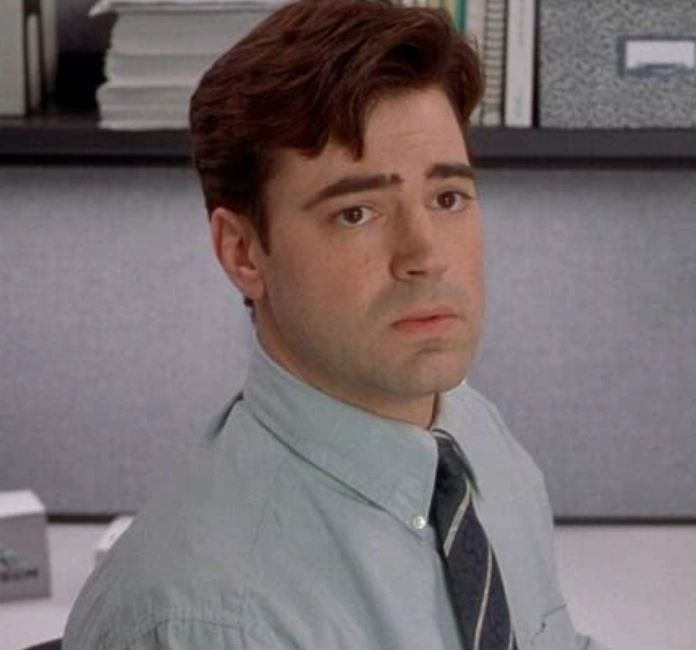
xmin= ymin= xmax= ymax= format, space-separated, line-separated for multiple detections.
xmin=0 ymin=109 xmax=190 ymax=163
xmin=2 ymin=107 xmax=696 ymax=166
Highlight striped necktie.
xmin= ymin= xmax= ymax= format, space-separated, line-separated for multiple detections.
xmin=429 ymin=428 xmax=518 ymax=650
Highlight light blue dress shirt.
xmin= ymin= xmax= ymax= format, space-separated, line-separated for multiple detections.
xmin=63 ymin=336 xmax=608 ymax=649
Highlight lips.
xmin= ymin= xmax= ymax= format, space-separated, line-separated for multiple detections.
xmin=390 ymin=307 xmax=461 ymax=335
xmin=392 ymin=306 xmax=458 ymax=324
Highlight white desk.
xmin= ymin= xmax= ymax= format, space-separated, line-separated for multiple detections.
xmin=2 ymin=525 xmax=105 ymax=650
xmin=3 ymin=524 xmax=695 ymax=650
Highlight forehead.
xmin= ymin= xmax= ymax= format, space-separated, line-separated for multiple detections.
xmin=365 ymin=86 xmax=464 ymax=144
xmin=267 ymin=86 xmax=470 ymax=193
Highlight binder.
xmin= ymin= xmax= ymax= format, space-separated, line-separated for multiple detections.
xmin=441 ymin=0 xmax=465 ymax=32
xmin=465 ymin=0 xmax=486 ymax=125
xmin=479 ymin=0 xmax=507 ymax=126
xmin=504 ymin=0 xmax=536 ymax=127
xmin=0 ymin=0 xmax=56 ymax=116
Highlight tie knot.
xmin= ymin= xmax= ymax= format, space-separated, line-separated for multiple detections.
xmin=431 ymin=428 xmax=478 ymax=496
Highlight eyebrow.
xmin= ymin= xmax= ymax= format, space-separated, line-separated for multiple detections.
xmin=300 ymin=162 xmax=476 ymax=211
xmin=428 ymin=162 xmax=476 ymax=181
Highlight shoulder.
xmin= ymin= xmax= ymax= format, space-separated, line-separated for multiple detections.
xmin=446 ymin=381 xmax=545 ymax=486
xmin=62 ymin=515 xmax=251 ymax=649
xmin=63 ymin=397 xmax=285 ymax=650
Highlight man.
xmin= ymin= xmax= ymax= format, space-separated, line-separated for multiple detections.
xmin=64 ymin=1 xmax=608 ymax=648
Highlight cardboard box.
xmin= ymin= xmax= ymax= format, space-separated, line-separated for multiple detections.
xmin=0 ymin=490 xmax=51 ymax=602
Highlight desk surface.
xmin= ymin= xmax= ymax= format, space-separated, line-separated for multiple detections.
xmin=3 ymin=524 xmax=695 ymax=650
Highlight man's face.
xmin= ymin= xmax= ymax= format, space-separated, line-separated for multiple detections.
xmin=251 ymin=86 xmax=485 ymax=426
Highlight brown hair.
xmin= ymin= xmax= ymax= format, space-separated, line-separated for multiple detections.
xmin=190 ymin=0 xmax=484 ymax=253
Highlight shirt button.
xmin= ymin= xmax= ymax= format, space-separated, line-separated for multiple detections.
xmin=411 ymin=515 xmax=427 ymax=530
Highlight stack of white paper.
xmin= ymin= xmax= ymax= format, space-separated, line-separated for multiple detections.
xmin=90 ymin=0 xmax=284 ymax=130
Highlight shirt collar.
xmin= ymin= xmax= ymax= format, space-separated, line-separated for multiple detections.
xmin=243 ymin=334 xmax=442 ymax=534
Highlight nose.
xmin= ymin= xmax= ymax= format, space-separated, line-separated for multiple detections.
xmin=390 ymin=205 xmax=448 ymax=282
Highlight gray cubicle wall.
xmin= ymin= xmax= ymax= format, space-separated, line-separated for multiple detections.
xmin=1 ymin=165 xmax=695 ymax=518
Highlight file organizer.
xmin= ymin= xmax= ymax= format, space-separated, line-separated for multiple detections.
xmin=539 ymin=1 xmax=696 ymax=128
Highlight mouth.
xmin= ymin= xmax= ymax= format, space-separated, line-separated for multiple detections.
xmin=391 ymin=307 xmax=461 ymax=335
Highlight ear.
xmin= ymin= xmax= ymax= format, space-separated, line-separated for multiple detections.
xmin=210 ymin=207 xmax=266 ymax=302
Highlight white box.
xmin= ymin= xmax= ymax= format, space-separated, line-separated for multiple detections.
xmin=0 ymin=490 xmax=51 ymax=602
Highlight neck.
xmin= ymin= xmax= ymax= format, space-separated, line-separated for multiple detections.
xmin=255 ymin=328 xmax=437 ymax=429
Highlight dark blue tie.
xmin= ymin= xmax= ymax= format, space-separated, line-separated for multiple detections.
xmin=429 ymin=428 xmax=518 ymax=650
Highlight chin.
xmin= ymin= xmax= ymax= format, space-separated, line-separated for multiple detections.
xmin=399 ymin=357 xmax=470 ymax=396
xmin=430 ymin=370 xmax=469 ymax=393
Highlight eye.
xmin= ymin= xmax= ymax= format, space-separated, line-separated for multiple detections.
xmin=435 ymin=190 xmax=473 ymax=211
xmin=334 ymin=205 xmax=378 ymax=227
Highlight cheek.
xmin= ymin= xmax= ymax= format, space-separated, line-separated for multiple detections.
xmin=318 ymin=256 xmax=381 ymax=322
xmin=458 ymin=209 xmax=484 ymax=271
xmin=302 ymin=238 xmax=381 ymax=293
xmin=262 ymin=211 xmax=385 ymax=326
xmin=447 ymin=214 xmax=485 ymax=304
xmin=266 ymin=244 xmax=358 ymax=320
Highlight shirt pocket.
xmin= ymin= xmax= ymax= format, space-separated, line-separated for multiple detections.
xmin=531 ymin=603 xmax=582 ymax=650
